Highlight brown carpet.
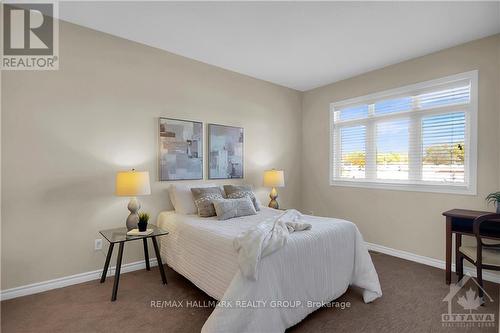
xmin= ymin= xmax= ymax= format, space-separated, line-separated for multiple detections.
xmin=2 ymin=253 xmax=498 ymax=333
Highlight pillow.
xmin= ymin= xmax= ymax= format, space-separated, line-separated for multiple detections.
xmin=212 ymin=197 xmax=257 ymax=220
xmin=223 ymin=185 xmax=260 ymax=211
xmin=168 ymin=183 xmax=215 ymax=214
xmin=191 ymin=187 xmax=224 ymax=217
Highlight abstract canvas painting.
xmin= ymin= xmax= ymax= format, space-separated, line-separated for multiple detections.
xmin=208 ymin=124 xmax=244 ymax=179
xmin=159 ymin=118 xmax=203 ymax=180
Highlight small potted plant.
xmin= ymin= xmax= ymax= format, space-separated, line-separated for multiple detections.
xmin=138 ymin=212 xmax=150 ymax=232
xmin=486 ymin=192 xmax=500 ymax=214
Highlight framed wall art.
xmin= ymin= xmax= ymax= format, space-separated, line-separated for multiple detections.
xmin=208 ymin=124 xmax=244 ymax=179
xmin=159 ymin=117 xmax=203 ymax=181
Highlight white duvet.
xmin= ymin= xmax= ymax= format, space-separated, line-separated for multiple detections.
xmin=157 ymin=207 xmax=382 ymax=333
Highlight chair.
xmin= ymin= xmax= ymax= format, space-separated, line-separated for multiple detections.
xmin=456 ymin=213 xmax=500 ymax=299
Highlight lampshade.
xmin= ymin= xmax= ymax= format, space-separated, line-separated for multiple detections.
xmin=263 ymin=169 xmax=285 ymax=188
xmin=115 ymin=170 xmax=151 ymax=196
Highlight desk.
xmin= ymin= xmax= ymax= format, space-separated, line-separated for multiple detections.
xmin=442 ymin=209 xmax=500 ymax=284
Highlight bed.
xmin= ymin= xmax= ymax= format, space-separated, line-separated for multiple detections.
xmin=157 ymin=206 xmax=381 ymax=333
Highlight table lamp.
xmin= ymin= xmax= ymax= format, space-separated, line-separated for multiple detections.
xmin=115 ymin=169 xmax=151 ymax=230
xmin=263 ymin=169 xmax=285 ymax=209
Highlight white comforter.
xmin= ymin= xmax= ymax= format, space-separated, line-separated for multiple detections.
xmin=157 ymin=208 xmax=382 ymax=333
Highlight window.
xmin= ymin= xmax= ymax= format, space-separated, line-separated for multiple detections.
xmin=330 ymin=71 xmax=477 ymax=194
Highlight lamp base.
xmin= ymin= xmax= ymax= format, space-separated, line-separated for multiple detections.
xmin=268 ymin=187 xmax=279 ymax=209
xmin=126 ymin=197 xmax=141 ymax=231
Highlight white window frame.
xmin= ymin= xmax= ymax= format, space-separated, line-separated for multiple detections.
xmin=329 ymin=70 xmax=478 ymax=195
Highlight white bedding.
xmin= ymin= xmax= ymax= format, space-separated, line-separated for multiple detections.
xmin=157 ymin=207 xmax=382 ymax=332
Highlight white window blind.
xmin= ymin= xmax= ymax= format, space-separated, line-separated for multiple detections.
xmin=330 ymin=71 xmax=477 ymax=194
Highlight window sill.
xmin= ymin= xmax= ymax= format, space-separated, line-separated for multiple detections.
xmin=330 ymin=179 xmax=476 ymax=195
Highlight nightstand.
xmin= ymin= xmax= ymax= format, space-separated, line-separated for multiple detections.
xmin=99 ymin=224 xmax=168 ymax=301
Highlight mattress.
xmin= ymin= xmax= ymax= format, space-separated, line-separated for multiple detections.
xmin=157 ymin=207 xmax=283 ymax=300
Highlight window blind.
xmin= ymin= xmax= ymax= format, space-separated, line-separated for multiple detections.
xmin=330 ymin=71 xmax=477 ymax=194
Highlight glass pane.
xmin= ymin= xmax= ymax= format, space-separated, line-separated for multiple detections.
xmin=376 ymin=119 xmax=409 ymax=180
xmin=419 ymin=85 xmax=470 ymax=109
xmin=375 ymin=97 xmax=412 ymax=115
xmin=340 ymin=126 xmax=366 ymax=179
xmin=422 ymin=112 xmax=465 ymax=183
xmin=99 ymin=224 xmax=168 ymax=244
xmin=338 ymin=105 xmax=369 ymax=121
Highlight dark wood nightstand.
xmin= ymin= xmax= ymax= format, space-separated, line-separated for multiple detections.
xmin=99 ymin=224 xmax=168 ymax=301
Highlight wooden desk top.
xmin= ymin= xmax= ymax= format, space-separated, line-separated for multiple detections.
xmin=443 ymin=209 xmax=496 ymax=219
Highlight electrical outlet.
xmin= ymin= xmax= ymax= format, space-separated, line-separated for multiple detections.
xmin=95 ymin=239 xmax=103 ymax=251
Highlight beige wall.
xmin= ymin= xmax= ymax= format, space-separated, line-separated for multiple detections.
xmin=1 ymin=22 xmax=302 ymax=290
xmin=301 ymin=35 xmax=500 ymax=262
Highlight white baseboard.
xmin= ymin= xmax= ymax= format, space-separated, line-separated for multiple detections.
xmin=2 ymin=242 xmax=498 ymax=302
xmin=0 ymin=258 xmax=158 ymax=301
xmin=366 ymin=242 xmax=500 ymax=284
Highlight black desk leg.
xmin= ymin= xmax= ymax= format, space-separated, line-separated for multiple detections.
xmin=143 ymin=238 xmax=150 ymax=271
xmin=111 ymin=242 xmax=124 ymax=301
xmin=100 ymin=243 xmax=114 ymax=283
xmin=445 ymin=217 xmax=452 ymax=284
xmin=152 ymin=236 xmax=167 ymax=284
xmin=455 ymin=233 xmax=463 ymax=281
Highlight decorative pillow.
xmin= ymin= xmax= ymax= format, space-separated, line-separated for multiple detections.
xmin=212 ymin=197 xmax=257 ymax=220
xmin=191 ymin=187 xmax=224 ymax=217
xmin=223 ymin=185 xmax=260 ymax=211
xmin=168 ymin=183 xmax=215 ymax=214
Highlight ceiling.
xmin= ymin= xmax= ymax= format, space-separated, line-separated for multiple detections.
xmin=59 ymin=1 xmax=500 ymax=91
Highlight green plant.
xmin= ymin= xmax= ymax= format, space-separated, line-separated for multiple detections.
xmin=138 ymin=212 xmax=150 ymax=224
xmin=486 ymin=192 xmax=500 ymax=206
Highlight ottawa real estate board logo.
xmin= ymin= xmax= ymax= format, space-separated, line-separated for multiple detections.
xmin=442 ymin=274 xmax=495 ymax=328
xmin=2 ymin=1 xmax=59 ymax=70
